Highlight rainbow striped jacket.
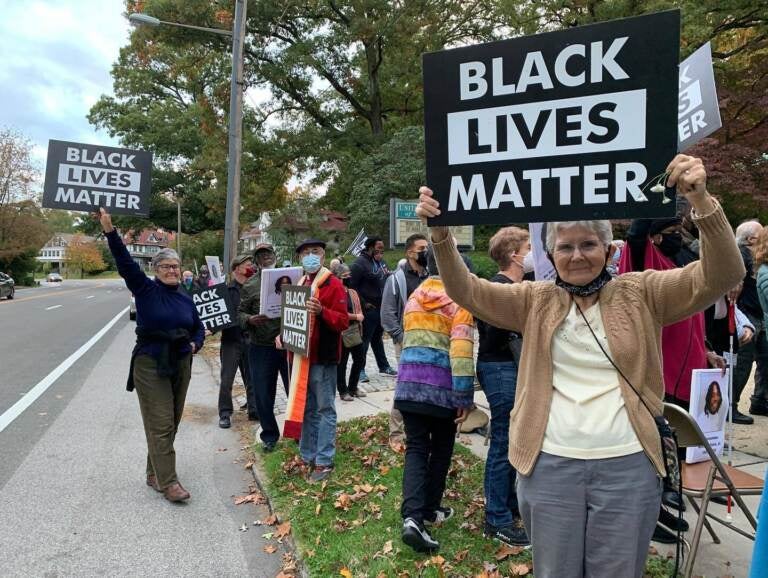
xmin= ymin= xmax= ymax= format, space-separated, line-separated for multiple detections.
xmin=394 ymin=277 xmax=475 ymax=410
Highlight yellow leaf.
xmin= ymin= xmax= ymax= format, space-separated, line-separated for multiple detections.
xmin=263 ymin=544 xmax=278 ymax=554
xmin=315 ymin=503 xmax=322 ymax=515
xmin=339 ymin=568 xmax=353 ymax=578
xmin=510 ymin=562 xmax=532 ymax=576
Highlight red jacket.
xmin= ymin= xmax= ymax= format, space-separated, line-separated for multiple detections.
xmin=302 ymin=273 xmax=349 ymax=364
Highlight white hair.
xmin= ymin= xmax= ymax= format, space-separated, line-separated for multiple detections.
xmin=151 ymin=248 xmax=180 ymax=269
xmin=545 ymin=221 xmax=613 ymax=253
xmin=735 ymin=220 xmax=761 ymax=246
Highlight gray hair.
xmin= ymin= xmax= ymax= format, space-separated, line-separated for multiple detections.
xmin=735 ymin=220 xmax=761 ymax=246
xmin=151 ymin=248 xmax=180 ymax=270
xmin=545 ymin=221 xmax=613 ymax=253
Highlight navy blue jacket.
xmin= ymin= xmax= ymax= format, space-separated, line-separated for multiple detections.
xmin=107 ymin=230 xmax=205 ymax=358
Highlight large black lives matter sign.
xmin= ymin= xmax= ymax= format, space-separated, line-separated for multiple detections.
xmin=192 ymin=284 xmax=236 ymax=331
xmin=42 ymin=140 xmax=152 ymax=216
xmin=423 ymin=10 xmax=680 ymax=225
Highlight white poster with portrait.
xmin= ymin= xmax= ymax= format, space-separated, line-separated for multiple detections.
xmin=205 ymin=255 xmax=226 ymax=284
xmin=686 ymin=369 xmax=729 ymax=464
xmin=259 ymin=266 xmax=303 ymax=318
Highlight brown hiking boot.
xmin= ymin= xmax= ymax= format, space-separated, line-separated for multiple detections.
xmin=146 ymin=474 xmax=162 ymax=492
xmin=163 ymin=482 xmax=190 ymax=502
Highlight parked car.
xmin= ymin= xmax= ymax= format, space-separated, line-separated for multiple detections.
xmin=129 ymin=294 xmax=136 ymax=321
xmin=46 ymin=273 xmax=63 ymax=283
xmin=0 ymin=272 xmax=14 ymax=299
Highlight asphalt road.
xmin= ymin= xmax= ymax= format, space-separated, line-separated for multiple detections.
xmin=0 ymin=280 xmax=283 ymax=576
xmin=0 ymin=279 xmax=130 ymax=486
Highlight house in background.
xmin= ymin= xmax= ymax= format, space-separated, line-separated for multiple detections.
xmin=240 ymin=212 xmax=272 ymax=253
xmin=37 ymin=233 xmax=97 ymax=273
xmin=122 ymin=229 xmax=176 ymax=271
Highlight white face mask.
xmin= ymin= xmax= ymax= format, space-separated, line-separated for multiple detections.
xmin=522 ymin=252 xmax=535 ymax=274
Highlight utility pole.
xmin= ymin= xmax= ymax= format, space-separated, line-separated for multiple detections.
xmin=223 ymin=0 xmax=247 ymax=277
xmin=176 ymin=195 xmax=182 ymax=262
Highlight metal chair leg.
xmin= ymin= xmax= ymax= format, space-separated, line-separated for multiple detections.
xmin=684 ymin=467 xmax=717 ymax=578
xmin=687 ymin=495 xmax=721 ymax=544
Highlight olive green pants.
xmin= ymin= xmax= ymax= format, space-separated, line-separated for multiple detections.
xmin=133 ymin=354 xmax=192 ymax=489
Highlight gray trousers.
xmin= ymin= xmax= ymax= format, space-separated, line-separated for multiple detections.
xmin=219 ymin=339 xmax=252 ymax=418
xmin=517 ymin=452 xmax=662 ymax=578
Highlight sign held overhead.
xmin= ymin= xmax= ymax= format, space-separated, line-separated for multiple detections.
xmin=678 ymin=42 xmax=722 ymax=152
xmin=423 ymin=10 xmax=680 ymax=225
xmin=42 ymin=140 xmax=152 ymax=216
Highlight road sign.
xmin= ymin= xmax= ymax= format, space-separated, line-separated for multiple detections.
xmin=42 ymin=140 xmax=152 ymax=216
xmin=389 ymin=198 xmax=474 ymax=249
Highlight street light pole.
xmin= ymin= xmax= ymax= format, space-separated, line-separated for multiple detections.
xmin=176 ymin=195 xmax=182 ymax=262
xmin=223 ymin=0 xmax=247 ymax=276
xmin=128 ymin=2 xmax=247 ymax=277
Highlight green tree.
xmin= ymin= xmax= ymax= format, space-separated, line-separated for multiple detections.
xmin=65 ymin=236 xmax=106 ymax=278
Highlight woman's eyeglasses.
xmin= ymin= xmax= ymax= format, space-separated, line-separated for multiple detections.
xmin=157 ymin=264 xmax=181 ymax=271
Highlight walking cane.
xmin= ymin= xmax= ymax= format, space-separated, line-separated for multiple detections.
xmin=726 ymin=298 xmax=736 ymax=521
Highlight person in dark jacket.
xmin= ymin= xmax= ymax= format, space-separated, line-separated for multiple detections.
xmin=476 ymin=226 xmax=531 ymax=548
xmin=99 ymin=208 xmax=205 ymax=503
xmin=238 ymin=243 xmax=288 ymax=452
xmin=332 ymin=263 xmax=366 ymax=401
xmin=733 ymin=220 xmax=766 ymax=421
xmin=217 ymin=254 xmax=257 ymax=429
xmin=180 ymin=270 xmax=196 ymax=295
xmin=349 ymin=236 xmax=396 ymax=379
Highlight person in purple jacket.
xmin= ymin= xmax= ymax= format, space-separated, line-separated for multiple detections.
xmin=99 ymin=208 xmax=205 ymax=503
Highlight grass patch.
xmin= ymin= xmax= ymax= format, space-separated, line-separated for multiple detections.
xmin=259 ymin=414 xmax=675 ymax=577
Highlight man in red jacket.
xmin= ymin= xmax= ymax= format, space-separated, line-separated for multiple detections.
xmin=295 ymin=238 xmax=349 ymax=482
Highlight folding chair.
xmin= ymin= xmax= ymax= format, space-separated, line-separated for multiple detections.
xmin=663 ymin=403 xmax=764 ymax=578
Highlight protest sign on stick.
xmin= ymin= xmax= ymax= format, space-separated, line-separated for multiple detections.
xmin=423 ymin=10 xmax=680 ymax=226
xmin=280 ymin=286 xmax=311 ymax=357
xmin=42 ymin=140 xmax=152 ymax=216
xmin=192 ymin=283 xmax=236 ymax=331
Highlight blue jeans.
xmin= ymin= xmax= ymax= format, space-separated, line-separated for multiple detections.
xmin=299 ymin=364 xmax=338 ymax=466
xmin=477 ymin=360 xmax=520 ymax=528
xmin=248 ymin=344 xmax=288 ymax=445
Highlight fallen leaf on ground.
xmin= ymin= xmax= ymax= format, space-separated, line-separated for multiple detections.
xmin=315 ymin=503 xmax=322 ymax=515
xmin=244 ymin=461 xmax=254 ymax=469
xmin=454 ymin=549 xmax=469 ymax=562
xmin=234 ymin=492 xmax=265 ymax=505
xmin=264 ymin=513 xmax=278 ymax=525
xmin=263 ymin=544 xmax=278 ymax=554
xmin=339 ymin=568 xmax=352 ymax=578
xmin=275 ymin=573 xmax=293 ymax=578
xmin=238 ymin=524 xmax=248 ymax=532
xmin=261 ymin=532 xmax=274 ymax=540
xmin=275 ymin=521 xmax=291 ymax=539
xmin=334 ymin=493 xmax=352 ymax=510
xmin=510 ymin=563 xmax=532 ymax=576
xmin=378 ymin=465 xmax=390 ymax=475
xmin=495 ymin=544 xmax=524 ymax=560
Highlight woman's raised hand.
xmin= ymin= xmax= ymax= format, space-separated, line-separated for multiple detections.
xmin=665 ymin=155 xmax=708 ymax=203
xmin=416 ymin=186 xmax=441 ymax=222
xmin=97 ymin=207 xmax=114 ymax=233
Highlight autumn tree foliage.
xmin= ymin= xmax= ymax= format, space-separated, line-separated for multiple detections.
xmin=65 ymin=236 xmax=106 ymax=278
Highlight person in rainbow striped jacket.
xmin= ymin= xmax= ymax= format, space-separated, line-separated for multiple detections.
xmin=394 ymin=248 xmax=475 ymax=554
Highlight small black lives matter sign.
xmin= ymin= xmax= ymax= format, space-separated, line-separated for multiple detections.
xmin=42 ymin=140 xmax=152 ymax=216
xmin=280 ymin=285 xmax=311 ymax=358
xmin=423 ymin=10 xmax=680 ymax=225
xmin=192 ymin=284 xmax=236 ymax=331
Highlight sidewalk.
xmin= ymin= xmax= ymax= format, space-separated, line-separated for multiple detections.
xmin=213 ymin=335 xmax=766 ymax=578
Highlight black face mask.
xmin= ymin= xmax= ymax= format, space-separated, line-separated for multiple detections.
xmin=342 ymin=278 xmax=351 ymax=288
xmin=658 ymin=232 xmax=683 ymax=258
xmin=415 ymin=250 xmax=428 ymax=268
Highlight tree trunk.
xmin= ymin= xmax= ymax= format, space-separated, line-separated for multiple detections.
xmin=365 ymin=38 xmax=384 ymax=137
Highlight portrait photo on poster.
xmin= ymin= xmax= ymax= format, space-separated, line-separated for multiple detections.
xmin=260 ymin=267 xmax=303 ymax=318
xmin=686 ymin=368 xmax=730 ymax=464
xmin=422 ymin=10 xmax=680 ymax=226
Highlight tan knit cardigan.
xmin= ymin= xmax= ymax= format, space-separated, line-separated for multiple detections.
xmin=431 ymin=203 xmax=745 ymax=476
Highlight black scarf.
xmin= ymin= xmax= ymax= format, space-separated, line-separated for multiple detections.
xmin=555 ymin=267 xmax=612 ymax=297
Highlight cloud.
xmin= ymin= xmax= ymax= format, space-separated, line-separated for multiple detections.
xmin=0 ymin=0 xmax=130 ymax=170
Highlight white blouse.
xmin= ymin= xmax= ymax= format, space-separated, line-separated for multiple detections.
xmin=542 ymin=301 xmax=643 ymax=460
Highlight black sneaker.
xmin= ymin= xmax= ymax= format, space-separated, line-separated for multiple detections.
xmin=218 ymin=415 xmax=231 ymax=429
xmin=652 ymin=524 xmax=679 ymax=544
xmin=484 ymin=520 xmax=530 ymax=547
xmin=658 ymin=507 xmax=689 ymax=532
xmin=402 ymin=518 xmax=439 ymax=553
xmin=262 ymin=441 xmax=276 ymax=453
xmin=424 ymin=507 xmax=454 ymax=526
xmin=732 ymin=409 xmax=754 ymax=425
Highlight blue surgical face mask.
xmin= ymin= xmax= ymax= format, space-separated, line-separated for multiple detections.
xmin=301 ymin=254 xmax=322 ymax=273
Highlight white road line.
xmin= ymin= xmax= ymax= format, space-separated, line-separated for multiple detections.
xmin=45 ymin=305 xmax=62 ymax=310
xmin=0 ymin=306 xmax=129 ymax=434
xmin=86 ymin=295 xmax=95 ymax=299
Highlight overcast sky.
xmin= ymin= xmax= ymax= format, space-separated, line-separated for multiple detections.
xmin=0 ymin=0 xmax=129 ymax=171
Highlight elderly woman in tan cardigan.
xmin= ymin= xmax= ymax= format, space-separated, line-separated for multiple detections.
xmin=416 ymin=155 xmax=744 ymax=578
